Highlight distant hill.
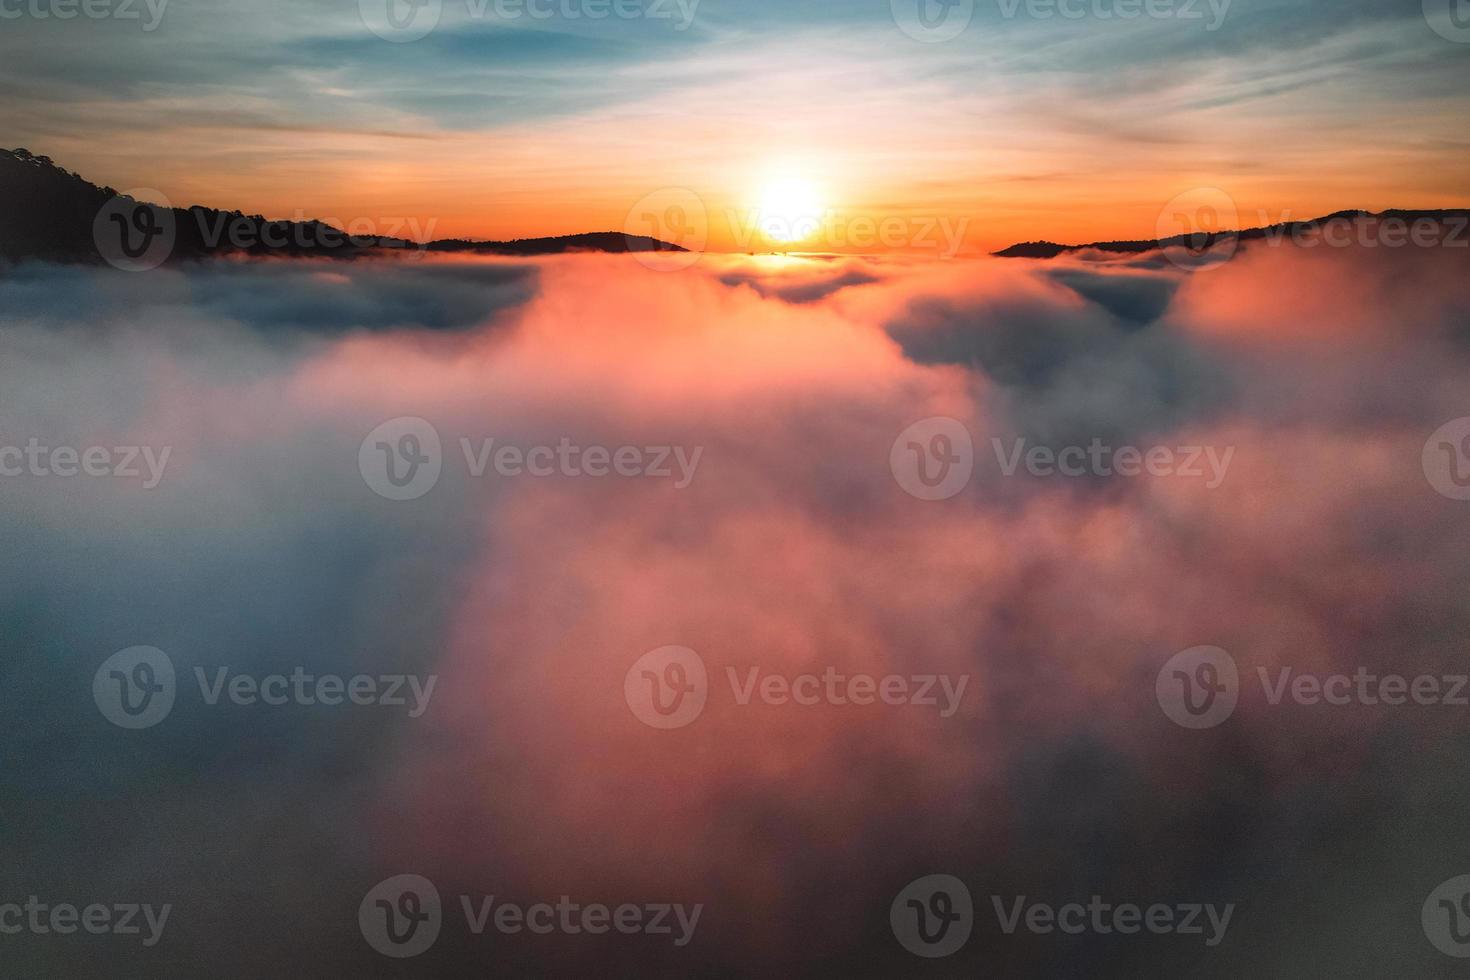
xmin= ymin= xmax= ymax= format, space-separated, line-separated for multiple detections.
xmin=10 ymin=150 xmax=1461 ymax=269
xmin=426 ymin=232 xmax=682 ymax=256
xmin=0 ymin=149 xmax=684 ymax=265
xmin=995 ymin=209 xmax=1470 ymax=259
xmin=993 ymin=241 xmax=1072 ymax=259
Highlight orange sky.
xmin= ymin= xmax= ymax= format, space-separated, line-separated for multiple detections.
xmin=4 ymin=2 xmax=1467 ymax=253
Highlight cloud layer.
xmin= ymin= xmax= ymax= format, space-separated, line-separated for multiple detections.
xmin=2 ymin=239 xmax=1470 ymax=976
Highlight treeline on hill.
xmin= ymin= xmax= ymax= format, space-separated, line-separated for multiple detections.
xmin=0 ymin=148 xmax=418 ymax=263
xmin=0 ymin=149 xmax=684 ymax=265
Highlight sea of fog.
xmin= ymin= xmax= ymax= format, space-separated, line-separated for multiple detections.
xmin=3 ymin=239 xmax=1470 ymax=976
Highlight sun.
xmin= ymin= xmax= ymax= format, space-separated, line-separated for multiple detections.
xmin=756 ymin=175 xmax=826 ymax=244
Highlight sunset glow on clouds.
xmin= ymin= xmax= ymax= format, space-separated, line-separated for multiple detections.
xmin=3 ymin=234 xmax=1470 ymax=973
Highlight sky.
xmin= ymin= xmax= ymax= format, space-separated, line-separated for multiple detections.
xmin=1 ymin=0 xmax=1468 ymax=250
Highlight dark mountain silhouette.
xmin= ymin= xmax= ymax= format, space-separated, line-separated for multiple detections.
xmin=9 ymin=149 xmax=1463 ymax=269
xmin=995 ymin=208 xmax=1470 ymax=259
xmin=0 ymin=149 xmax=684 ymax=265
xmin=426 ymin=232 xmax=680 ymax=256
xmin=993 ymin=241 xmax=1072 ymax=259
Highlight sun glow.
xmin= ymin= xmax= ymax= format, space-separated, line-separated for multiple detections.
xmin=756 ymin=176 xmax=827 ymax=243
